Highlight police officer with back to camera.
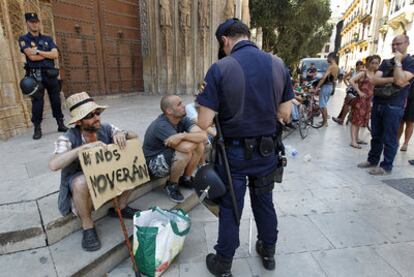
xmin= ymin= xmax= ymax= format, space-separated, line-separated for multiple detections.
xmin=196 ymin=18 xmax=294 ymax=276
xmin=19 ymin=12 xmax=67 ymax=140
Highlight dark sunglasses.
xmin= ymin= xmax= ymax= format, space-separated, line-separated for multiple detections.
xmin=83 ymin=110 xmax=101 ymax=120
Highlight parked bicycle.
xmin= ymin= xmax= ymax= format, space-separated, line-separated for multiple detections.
xmin=295 ymin=80 xmax=324 ymax=139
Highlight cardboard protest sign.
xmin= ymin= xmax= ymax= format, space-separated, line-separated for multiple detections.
xmin=79 ymin=139 xmax=150 ymax=210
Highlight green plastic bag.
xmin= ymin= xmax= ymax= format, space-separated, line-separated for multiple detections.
xmin=133 ymin=207 xmax=191 ymax=277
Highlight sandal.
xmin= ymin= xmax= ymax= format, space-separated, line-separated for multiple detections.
xmin=357 ymin=140 xmax=368 ymax=145
xmin=350 ymin=143 xmax=362 ymax=149
xmin=400 ymin=144 xmax=408 ymax=151
xmin=82 ymin=227 xmax=101 ymax=251
xmin=332 ymin=117 xmax=343 ymax=125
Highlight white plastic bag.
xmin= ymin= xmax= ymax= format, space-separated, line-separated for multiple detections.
xmin=133 ymin=207 xmax=191 ymax=277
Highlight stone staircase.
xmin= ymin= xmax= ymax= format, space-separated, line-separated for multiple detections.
xmin=0 ymin=177 xmax=200 ymax=276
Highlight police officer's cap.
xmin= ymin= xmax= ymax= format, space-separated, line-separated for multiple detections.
xmin=215 ymin=18 xmax=241 ymax=41
xmin=25 ymin=12 xmax=39 ymax=22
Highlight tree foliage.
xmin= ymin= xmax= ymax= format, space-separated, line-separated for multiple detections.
xmin=250 ymin=0 xmax=333 ymax=66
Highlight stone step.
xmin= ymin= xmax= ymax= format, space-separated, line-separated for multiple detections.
xmin=0 ymin=177 xmax=167 ymax=255
xmin=0 ymin=201 xmax=46 ymax=254
xmin=49 ymin=187 xmax=199 ymax=277
xmin=38 ymin=177 xmax=168 ymax=246
xmin=0 ymin=187 xmax=199 ymax=277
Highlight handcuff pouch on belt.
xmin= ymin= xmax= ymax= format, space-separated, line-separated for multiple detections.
xmin=244 ymin=136 xmax=274 ymax=160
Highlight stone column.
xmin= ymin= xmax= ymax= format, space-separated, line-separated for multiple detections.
xmin=0 ymin=0 xmax=30 ymax=139
xmin=140 ymin=0 xmax=248 ymax=96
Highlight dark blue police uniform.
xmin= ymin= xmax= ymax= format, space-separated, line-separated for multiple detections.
xmin=368 ymin=55 xmax=414 ymax=171
xmin=197 ymin=40 xmax=294 ymax=260
xmin=18 ymin=32 xmax=64 ymax=125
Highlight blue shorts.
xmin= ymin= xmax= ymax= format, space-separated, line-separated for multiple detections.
xmin=319 ymin=84 xmax=333 ymax=108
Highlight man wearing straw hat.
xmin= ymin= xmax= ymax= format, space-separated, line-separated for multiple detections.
xmin=49 ymin=92 xmax=139 ymax=251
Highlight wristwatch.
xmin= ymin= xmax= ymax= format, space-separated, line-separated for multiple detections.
xmin=35 ymin=49 xmax=40 ymax=55
xmin=395 ymin=61 xmax=402 ymax=67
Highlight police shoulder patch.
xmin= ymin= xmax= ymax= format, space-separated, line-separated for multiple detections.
xmin=198 ymin=81 xmax=207 ymax=94
xmin=20 ymin=40 xmax=25 ymax=47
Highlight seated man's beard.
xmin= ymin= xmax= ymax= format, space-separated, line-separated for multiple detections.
xmin=82 ymin=125 xmax=99 ymax=132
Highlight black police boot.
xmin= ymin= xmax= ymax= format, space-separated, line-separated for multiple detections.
xmin=206 ymin=253 xmax=233 ymax=277
xmin=256 ymin=240 xmax=276 ymax=270
xmin=33 ymin=124 xmax=42 ymax=140
xmin=57 ymin=119 xmax=68 ymax=132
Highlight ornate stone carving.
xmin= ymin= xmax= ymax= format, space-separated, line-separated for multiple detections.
xmin=198 ymin=0 xmax=209 ymax=30
xmin=23 ymin=0 xmax=39 ymax=15
xmin=39 ymin=0 xmax=53 ymax=35
xmin=0 ymin=3 xmax=6 ymax=38
xmin=159 ymin=0 xmax=172 ymax=29
xmin=224 ymin=0 xmax=235 ymax=19
xmin=140 ymin=0 xmax=149 ymax=56
xmin=179 ymin=0 xmax=191 ymax=32
xmin=179 ymin=0 xmax=191 ymax=56
xmin=8 ymin=1 xmax=24 ymax=41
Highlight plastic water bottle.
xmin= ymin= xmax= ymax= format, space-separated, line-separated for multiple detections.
xmin=303 ymin=154 xmax=312 ymax=162
xmin=285 ymin=145 xmax=298 ymax=157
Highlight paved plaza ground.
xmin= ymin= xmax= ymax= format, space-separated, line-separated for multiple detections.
xmin=2 ymin=86 xmax=414 ymax=276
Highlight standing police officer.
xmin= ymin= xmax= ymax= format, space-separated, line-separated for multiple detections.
xmin=197 ymin=18 xmax=293 ymax=276
xmin=19 ymin=13 xmax=67 ymax=140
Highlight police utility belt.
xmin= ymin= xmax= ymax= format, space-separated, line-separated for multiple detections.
xmin=25 ymin=66 xmax=59 ymax=81
xmin=224 ymin=135 xmax=287 ymax=194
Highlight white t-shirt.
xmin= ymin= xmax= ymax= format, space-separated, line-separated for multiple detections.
xmin=185 ymin=103 xmax=198 ymax=121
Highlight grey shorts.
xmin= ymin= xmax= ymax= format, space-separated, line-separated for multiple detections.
xmin=148 ymin=149 xmax=175 ymax=178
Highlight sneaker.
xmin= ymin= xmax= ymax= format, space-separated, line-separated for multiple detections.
xmin=368 ymin=167 xmax=391 ymax=176
xmin=108 ymin=206 xmax=141 ymax=219
xmin=81 ymin=227 xmax=101 ymax=251
xmin=164 ymin=182 xmax=184 ymax=203
xmin=179 ymin=176 xmax=194 ymax=189
xmin=357 ymin=161 xmax=376 ymax=168
xmin=332 ymin=117 xmax=343 ymax=125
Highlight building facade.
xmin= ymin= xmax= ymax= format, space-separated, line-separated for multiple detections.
xmin=338 ymin=0 xmax=385 ymax=70
xmin=0 ymin=0 xmax=249 ymax=140
xmin=377 ymin=0 xmax=414 ymax=59
xmin=339 ymin=0 xmax=414 ymax=70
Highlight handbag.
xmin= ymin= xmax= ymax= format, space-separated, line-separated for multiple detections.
xmin=345 ymin=86 xmax=358 ymax=105
xmin=374 ymin=83 xmax=400 ymax=98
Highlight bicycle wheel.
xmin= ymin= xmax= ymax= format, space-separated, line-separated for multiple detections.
xmin=310 ymin=106 xmax=324 ymax=129
xmin=298 ymin=105 xmax=309 ymax=139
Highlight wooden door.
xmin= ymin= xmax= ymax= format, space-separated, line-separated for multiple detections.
xmin=52 ymin=0 xmax=143 ymax=96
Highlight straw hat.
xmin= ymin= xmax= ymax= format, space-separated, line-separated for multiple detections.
xmin=66 ymin=92 xmax=107 ymax=125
